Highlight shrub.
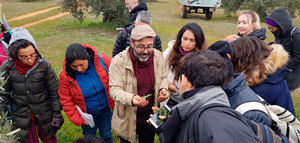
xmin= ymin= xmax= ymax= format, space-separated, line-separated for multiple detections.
xmin=60 ymin=0 xmax=150 ymax=26
xmin=222 ymin=0 xmax=300 ymax=18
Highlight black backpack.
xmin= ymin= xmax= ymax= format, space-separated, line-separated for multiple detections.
xmin=187 ymin=104 xmax=288 ymax=143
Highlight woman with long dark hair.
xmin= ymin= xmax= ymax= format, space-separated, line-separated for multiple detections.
xmin=230 ymin=37 xmax=295 ymax=115
xmin=164 ymin=23 xmax=206 ymax=106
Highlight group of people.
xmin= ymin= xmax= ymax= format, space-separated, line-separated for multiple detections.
xmin=0 ymin=0 xmax=299 ymax=142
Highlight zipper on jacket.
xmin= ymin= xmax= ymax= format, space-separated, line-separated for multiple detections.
xmin=86 ymin=72 xmax=105 ymax=110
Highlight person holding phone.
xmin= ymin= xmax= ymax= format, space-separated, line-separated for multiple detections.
xmin=109 ymin=25 xmax=169 ymax=143
xmin=155 ymin=50 xmax=261 ymax=143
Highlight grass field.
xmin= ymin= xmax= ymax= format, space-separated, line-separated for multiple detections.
xmin=2 ymin=0 xmax=300 ymax=142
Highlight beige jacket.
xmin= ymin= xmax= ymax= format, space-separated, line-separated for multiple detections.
xmin=109 ymin=47 xmax=168 ymax=142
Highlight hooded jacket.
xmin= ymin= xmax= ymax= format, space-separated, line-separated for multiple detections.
xmin=157 ymin=86 xmax=260 ymax=143
xmin=0 ymin=28 xmax=61 ymax=142
xmin=112 ymin=24 xmax=162 ymax=57
xmin=238 ymin=28 xmax=267 ymax=40
xmin=247 ymin=44 xmax=295 ymax=115
xmin=58 ymin=44 xmax=114 ymax=126
xmin=223 ymin=73 xmax=271 ymax=126
xmin=267 ymin=7 xmax=300 ymax=89
xmin=129 ymin=2 xmax=148 ymax=24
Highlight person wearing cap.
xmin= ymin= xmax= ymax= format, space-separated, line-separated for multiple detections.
xmin=266 ymin=7 xmax=300 ymax=91
xmin=58 ymin=43 xmax=114 ymax=143
xmin=0 ymin=28 xmax=63 ymax=142
xmin=109 ymin=24 xmax=169 ymax=143
xmin=112 ymin=11 xmax=162 ymax=57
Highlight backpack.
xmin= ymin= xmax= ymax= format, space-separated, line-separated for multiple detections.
xmin=235 ymin=98 xmax=300 ymax=143
xmin=98 ymin=53 xmax=108 ymax=75
xmin=290 ymin=27 xmax=297 ymax=43
xmin=187 ymin=104 xmax=287 ymax=143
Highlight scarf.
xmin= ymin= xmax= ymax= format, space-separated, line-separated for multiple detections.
xmin=179 ymin=46 xmax=195 ymax=56
xmin=14 ymin=58 xmax=37 ymax=74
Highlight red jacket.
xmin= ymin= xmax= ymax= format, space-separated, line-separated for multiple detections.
xmin=58 ymin=44 xmax=115 ymax=126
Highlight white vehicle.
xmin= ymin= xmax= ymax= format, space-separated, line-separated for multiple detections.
xmin=178 ymin=0 xmax=221 ymax=20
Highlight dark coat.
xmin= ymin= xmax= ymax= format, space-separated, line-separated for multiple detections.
xmin=129 ymin=2 xmax=148 ymax=24
xmin=0 ymin=28 xmax=62 ymax=142
xmin=0 ymin=59 xmax=61 ymax=142
xmin=223 ymin=73 xmax=271 ymax=126
xmin=156 ymin=86 xmax=260 ymax=143
xmin=112 ymin=24 xmax=162 ymax=57
xmin=238 ymin=28 xmax=267 ymax=40
xmin=267 ymin=7 xmax=300 ymax=90
xmin=251 ymin=67 xmax=295 ymax=115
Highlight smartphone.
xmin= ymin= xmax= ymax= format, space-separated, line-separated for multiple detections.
xmin=149 ymin=105 xmax=171 ymax=128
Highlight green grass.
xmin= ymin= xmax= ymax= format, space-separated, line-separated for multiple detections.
xmin=2 ymin=0 xmax=61 ymax=18
xmin=2 ymin=0 xmax=300 ymax=142
xmin=8 ymin=8 xmax=62 ymax=27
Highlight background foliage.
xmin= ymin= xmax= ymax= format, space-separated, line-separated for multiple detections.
xmin=60 ymin=0 xmax=152 ymax=27
xmin=222 ymin=0 xmax=300 ymax=18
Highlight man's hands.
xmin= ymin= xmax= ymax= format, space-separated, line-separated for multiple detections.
xmin=132 ymin=88 xmax=169 ymax=107
xmin=158 ymin=88 xmax=169 ymax=102
xmin=132 ymin=95 xmax=149 ymax=107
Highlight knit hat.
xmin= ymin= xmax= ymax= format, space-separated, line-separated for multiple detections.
xmin=208 ymin=41 xmax=234 ymax=75
xmin=65 ymin=43 xmax=89 ymax=64
xmin=131 ymin=25 xmax=156 ymax=40
xmin=265 ymin=18 xmax=279 ymax=27
xmin=208 ymin=41 xmax=232 ymax=58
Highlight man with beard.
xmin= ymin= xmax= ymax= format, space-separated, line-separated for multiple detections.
xmin=124 ymin=0 xmax=148 ymax=25
xmin=109 ymin=25 xmax=169 ymax=143
xmin=266 ymin=7 xmax=300 ymax=91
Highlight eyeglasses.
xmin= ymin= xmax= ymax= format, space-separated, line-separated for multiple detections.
xmin=18 ymin=53 xmax=37 ymax=61
xmin=134 ymin=44 xmax=153 ymax=52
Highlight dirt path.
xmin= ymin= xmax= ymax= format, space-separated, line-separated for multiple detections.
xmin=20 ymin=12 xmax=69 ymax=28
xmin=7 ymin=6 xmax=61 ymax=22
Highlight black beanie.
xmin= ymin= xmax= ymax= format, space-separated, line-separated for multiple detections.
xmin=65 ymin=43 xmax=89 ymax=64
xmin=208 ymin=41 xmax=234 ymax=77
xmin=207 ymin=41 xmax=232 ymax=58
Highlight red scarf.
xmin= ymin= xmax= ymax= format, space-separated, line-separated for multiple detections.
xmin=179 ymin=46 xmax=195 ymax=56
xmin=14 ymin=58 xmax=37 ymax=74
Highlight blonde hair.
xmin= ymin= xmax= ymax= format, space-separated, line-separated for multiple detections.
xmin=240 ymin=10 xmax=261 ymax=30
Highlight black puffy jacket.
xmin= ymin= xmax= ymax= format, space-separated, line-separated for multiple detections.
xmin=112 ymin=24 xmax=162 ymax=57
xmin=267 ymin=7 xmax=300 ymax=90
xmin=0 ymin=58 xmax=62 ymax=142
xmin=237 ymin=28 xmax=267 ymax=40
xmin=129 ymin=2 xmax=148 ymax=24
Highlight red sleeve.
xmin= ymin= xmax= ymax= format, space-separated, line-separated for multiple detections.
xmin=58 ymin=72 xmax=84 ymax=126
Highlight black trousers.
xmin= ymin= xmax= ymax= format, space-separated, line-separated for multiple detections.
xmin=120 ymin=123 xmax=155 ymax=143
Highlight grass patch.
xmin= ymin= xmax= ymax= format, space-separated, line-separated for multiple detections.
xmin=25 ymin=15 xmax=118 ymax=74
xmin=2 ymin=0 xmax=61 ymax=19
xmin=9 ymin=8 xmax=62 ymax=27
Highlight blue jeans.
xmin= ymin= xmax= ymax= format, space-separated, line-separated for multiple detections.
xmin=81 ymin=106 xmax=113 ymax=143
